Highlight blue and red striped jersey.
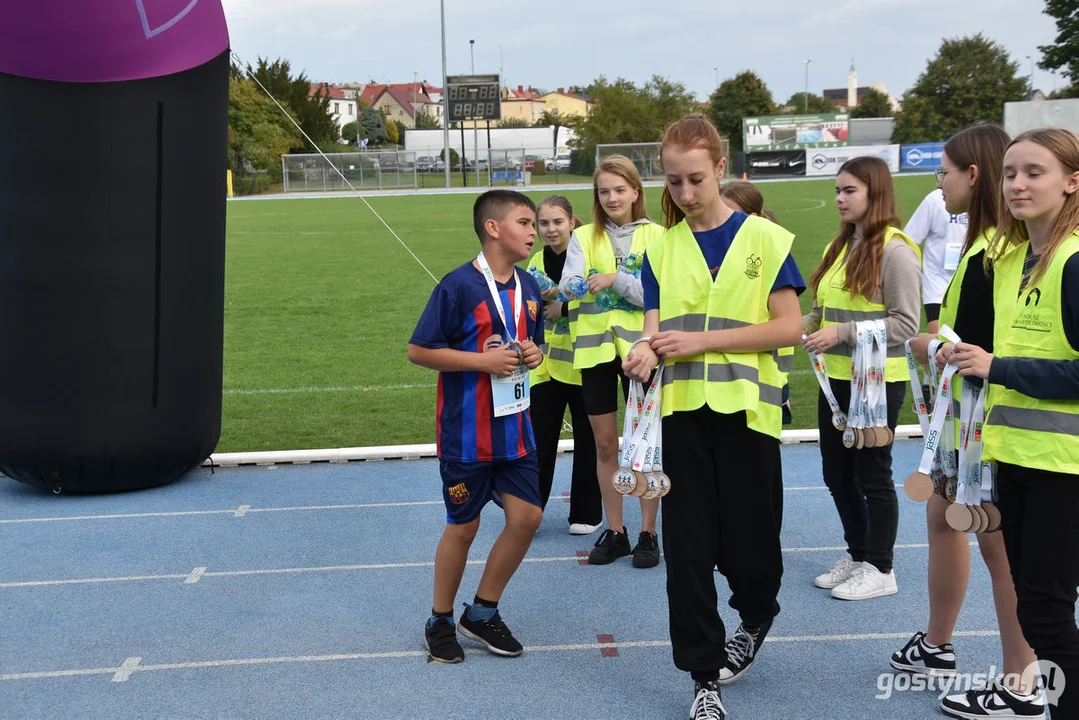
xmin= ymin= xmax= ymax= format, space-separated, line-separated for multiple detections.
xmin=410 ymin=261 xmax=545 ymax=462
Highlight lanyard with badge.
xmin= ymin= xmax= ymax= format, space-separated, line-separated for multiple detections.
xmin=477 ymin=252 xmax=530 ymax=418
xmin=904 ymin=326 xmax=961 ymax=501
xmin=613 ymin=347 xmax=670 ymax=499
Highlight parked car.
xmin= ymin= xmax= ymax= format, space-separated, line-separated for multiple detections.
xmin=555 ymin=154 xmax=571 ymax=171
xmin=416 ymin=156 xmax=437 ymax=172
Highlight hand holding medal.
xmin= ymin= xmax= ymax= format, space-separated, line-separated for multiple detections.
xmin=905 ymin=326 xmax=961 ymax=502
xmin=614 ymin=344 xmax=669 ymax=499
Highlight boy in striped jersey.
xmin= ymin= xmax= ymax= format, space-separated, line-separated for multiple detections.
xmin=408 ymin=190 xmax=546 ymax=663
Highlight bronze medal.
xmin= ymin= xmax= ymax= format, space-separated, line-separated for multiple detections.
xmin=612 ymin=468 xmax=636 ymax=495
xmin=904 ymin=472 xmax=935 ymax=502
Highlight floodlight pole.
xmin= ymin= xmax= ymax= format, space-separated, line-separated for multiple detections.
xmin=1026 ymin=55 xmax=1034 ymax=96
xmin=803 ymin=59 xmax=812 ymax=112
xmin=441 ymin=0 xmax=450 ymax=187
xmin=471 ymin=39 xmax=479 ymax=187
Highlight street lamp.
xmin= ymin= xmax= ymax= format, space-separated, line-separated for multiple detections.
xmin=714 ymin=66 xmax=718 ymax=88
xmin=1026 ymin=55 xmax=1035 ymax=96
xmin=469 ymin=39 xmax=478 ymax=186
xmin=803 ymin=59 xmax=812 ymax=112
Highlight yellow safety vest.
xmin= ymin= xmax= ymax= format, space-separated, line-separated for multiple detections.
xmin=649 ymin=216 xmax=795 ymax=439
xmin=568 ymin=222 xmax=664 ymax=370
xmin=983 ymin=233 xmax=1079 ymax=474
xmin=526 ymin=250 xmax=581 ymax=387
xmin=817 ymin=227 xmax=921 ymax=382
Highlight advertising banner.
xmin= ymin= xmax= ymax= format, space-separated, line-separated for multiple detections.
xmin=743 ymin=114 xmax=850 ymax=150
xmin=900 ymin=142 xmax=945 ymax=171
xmin=746 ymin=150 xmax=807 ymax=179
xmin=805 ymin=144 xmax=901 ymax=177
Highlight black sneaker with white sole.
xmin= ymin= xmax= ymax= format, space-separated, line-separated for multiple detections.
xmin=424 ymin=616 xmax=464 ymax=663
xmin=940 ymin=677 xmax=1047 ymax=719
xmin=689 ymin=679 xmax=727 ymax=720
xmin=717 ymin=617 xmax=772 ymax=685
xmin=889 ymin=631 xmax=957 ymax=676
xmin=456 ymin=605 xmax=523 ymax=657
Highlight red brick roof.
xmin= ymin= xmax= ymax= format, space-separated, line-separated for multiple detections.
xmin=359 ymin=82 xmax=440 ymax=108
xmin=309 ymin=83 xmax=347 ymax=100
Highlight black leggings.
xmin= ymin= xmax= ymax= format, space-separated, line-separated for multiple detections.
xmin=529 ymin=378 xmax=602 ymax=526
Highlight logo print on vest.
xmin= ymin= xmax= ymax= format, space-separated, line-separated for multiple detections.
xmin=744 ymin=254 xmax=763 ymax=280
xmin=1025 ymin=288 xmax=1042 ymax=307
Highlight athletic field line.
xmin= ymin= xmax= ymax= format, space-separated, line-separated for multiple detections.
xmin=0 ymin=629 xmax=999 ymax=683
xmin=224 ymin=370 xmax=811 ymax=396
xmin=0 ymin=543 xmax=946 ymax=590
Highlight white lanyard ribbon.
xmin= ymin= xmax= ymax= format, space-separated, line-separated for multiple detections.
xmin=805 ymin=338 xmax=846 ymax=429
xmin=476 ymin=252 xmax=523 ymax=344
xmin=868 ymin=320 xmax=888 ymax=430
xmin=849 ymin=324 xmax=870 ymax=429
xmin=917 ymin=327 xmax=961 ymax=476
xmin=956 ymin=380 xmax=985 ymax=505
xmin=905 ymin=339 xmax=931 ymax=439
xmin=621 ymin=363 xmax=664 ymax=471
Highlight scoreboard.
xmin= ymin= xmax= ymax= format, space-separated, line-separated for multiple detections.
xmin=445 ymin=74 xmax=501 ymax=122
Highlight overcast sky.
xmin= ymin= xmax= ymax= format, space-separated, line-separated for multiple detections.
xmin=221 ymin=0 xmax=1061 ymax=103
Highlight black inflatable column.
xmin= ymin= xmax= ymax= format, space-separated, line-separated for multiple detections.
xmin=0 ymin=12 xmax=229 ymax=493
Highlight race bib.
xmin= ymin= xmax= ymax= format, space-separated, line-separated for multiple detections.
xmin=944 ymin=240 xmax=963 ymax=271
xmin=491 ymin=366 xmax=530 ymax=417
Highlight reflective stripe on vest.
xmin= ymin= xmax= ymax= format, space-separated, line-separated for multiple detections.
xmin=816 ymin=226 xmax=921 ymax=382
xmin=650 ymin=215 xmax=795 ymax=439
xmin=567 ymin=222 xmax=663 ymax=370
xmin=983 ymin=235 xmax=1079 ymax=474
xmin=527 ymin=250 xmax=581 ymax=387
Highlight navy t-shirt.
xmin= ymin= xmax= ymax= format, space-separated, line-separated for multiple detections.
xmin=410 ymin=261 xmax=545 ymax=462
xmin=642 ymin=212 xmax=806 ymax=311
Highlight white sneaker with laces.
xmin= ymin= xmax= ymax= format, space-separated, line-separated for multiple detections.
xmin=814 ymin=553 xmax=857 ymax=589
xmin=940 ymin=677 xmax=1047 ymax=718
xmin=831 ymin=562 xmax=897 ymax=600
xmin=568 ymin=522 xmax=602 ymax=535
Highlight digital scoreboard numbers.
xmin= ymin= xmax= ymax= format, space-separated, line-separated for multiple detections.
xmin=446 ymin=74 xmax=501 ymax=122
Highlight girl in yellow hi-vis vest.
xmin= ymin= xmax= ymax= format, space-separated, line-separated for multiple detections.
xmin=623 ymin=115 xmax=805 ymax=720
xmin=527 ymin=195 xmax=602 ymax=536
xmin=803 ymin=156 xmax=921 ymax=602
xmin=890 ymin=125 xmax=1044 ymax=718
xmin=559 ymin=156 xmax=665 ymax=567
xmin=951 ymin=128 xmax=1079 ymax=718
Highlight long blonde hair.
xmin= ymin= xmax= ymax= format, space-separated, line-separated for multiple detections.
xmin=592 ymin=155 xmax=648 ymax=229
xmin=986 ymin=128 xmax=1079 ymax=287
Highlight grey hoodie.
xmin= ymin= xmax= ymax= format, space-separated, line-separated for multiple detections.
xmin=558 ymin=219 xmax=653 ymax=307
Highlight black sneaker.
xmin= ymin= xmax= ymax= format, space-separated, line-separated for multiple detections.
xmin=889 ymin=631 xmax=956 ymax=676
xmin=588 ymin=527 xmax=631 ymax=565
xmin=457 ymin=605 xmax=523 ymax=657
xmin=689 ymin=679 xmax=727 ymax=720
xmin=632 ymin=531 xmax=660 ymax=568
xmin=717 ymin=617 xmax=772 ymax=685
xmin=424 ymin=616 xmax=464 ymax=664
xmin=940 ymin=677 xmax=1047 ymax=719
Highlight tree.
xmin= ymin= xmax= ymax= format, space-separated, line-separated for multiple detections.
xmin=850 ymin=88 xmax=895 ymax=118
xmin=709 ymin=71 xmax=776 ymax=152
xmin=415 ymin=112 xmax=441 ymax=129
xmin=227 ymin=77 xmax=301 ymax=181
xmin=892 ymin=34 xmax=1027 ymax=144
xmin=1039 ymin=0 xmax=1079 ymax=89
xmin=439 ymin=147 xmax=459 ymax=167
xmin=385 ymin=118 xmax=400 ymax=144
xmin=341 ymin=121 xmax=364 ymax=145
xmin=783 ymin=92 xmax=833 ymax=114
xmin=247 ymin=57 xmax=338 ymax=149
xmin=359 ymin=107 xmax=388 ymax=145
xmin=393 ymin=120 xmax=407 ymax=144
xmin=499 ymin=117 xmax=531 ymax=128
xmin=536 ymin=109 xmax=572 ymax=173
xmin=571 ymin=75 xmax=697 ymax=160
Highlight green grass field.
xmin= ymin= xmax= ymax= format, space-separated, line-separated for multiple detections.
xmin=221 ymin=174 xmax=939 ymax=452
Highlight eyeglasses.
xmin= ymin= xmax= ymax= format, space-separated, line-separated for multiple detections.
xmin=934 ymin=168 xmax=951 ymax=182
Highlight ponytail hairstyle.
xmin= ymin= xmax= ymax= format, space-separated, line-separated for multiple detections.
xmin=591 ymin=155 xmax=648 ymax=229
xmin=537 ymin=194 xmax=575 ymax=224
xmin=987 ymin=127 xmax=1079 ymax=288
xmin=809 ymin=156 xmax=901 ymax=300
xmin=659 ymin=114 xmax=728 ymax=229
xmin=720 ymin=180 xmax=779 ymax=225
xmin=942 ymin=123 xmax=1010 ymax=255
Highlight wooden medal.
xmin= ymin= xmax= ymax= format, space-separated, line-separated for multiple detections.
xmin=875 ymin=426 xmax=893 ymax=447
xmin=842 ymin=427 xmax=856 ymax=448
xmin=655 ymin=473 xmax=671 ymax=498
xmin=861 ymin=427 xmax=877 ymax=448
xmin=854 ymin=428 xmax=865 ymax=449
xmin=945 ymin=502 xmax=976 ymax=533
xmin=904 ymin=472 xmax=935 ymax=502
xmin=642 ymin=474 xmax=662 ymax=500
xmin=629 ymin=471 xmax=648 ymax=498
xmin=612 ymin=468 xmax=636 ymax=495
xmin=982 ymin=502 xmax=1002 ymax=532
xmin=832 ymin=412 xmax=848 ymax=431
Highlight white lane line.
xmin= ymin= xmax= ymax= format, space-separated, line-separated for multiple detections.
xmin=111 ymin=657 xmax=142 ymax=682
xmin=234 ymin=505 xmax=251 ymax=517
xmin=0 ymin=501 xmax=445 ymax=525
xmin=0 ymin=629 xmax=1001 ymax=683
xmin=184 ymin=567 xmax=208 ymax=584
xmin=224 ymin=384 xmax=435 ymax=396
xmin=0 ymin=544 xmax=951 ymax=590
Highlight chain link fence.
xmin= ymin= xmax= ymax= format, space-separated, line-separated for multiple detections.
xmin=282 ymin=151 xmax=419 ymax=193
xmin=595 ymin=140 xmax=731 ymax=181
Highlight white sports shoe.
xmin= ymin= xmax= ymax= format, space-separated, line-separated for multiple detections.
xmin=831 ymin=562 xmax=897 ymax=601
xmin=568 ymin=522 xmax=602 ymax=535
xmin=814 ymin=553 xmax=857 ymax=589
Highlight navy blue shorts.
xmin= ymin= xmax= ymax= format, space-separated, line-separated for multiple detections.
xmin=440 ymin=452 xmax=541 ymax=524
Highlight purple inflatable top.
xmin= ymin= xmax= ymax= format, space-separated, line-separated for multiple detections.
xmin=0 ymin=0 xmax=229 ymax=82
